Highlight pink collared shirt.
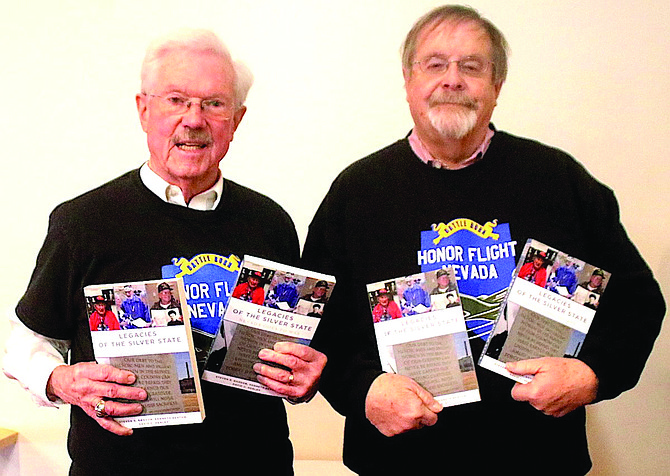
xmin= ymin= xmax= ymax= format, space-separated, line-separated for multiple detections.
xmin=408 ymin=126 xmax=495 ymax=169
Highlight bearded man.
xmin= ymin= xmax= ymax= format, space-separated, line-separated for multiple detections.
xmin=302 ymin=5 xmax=665 ymax=475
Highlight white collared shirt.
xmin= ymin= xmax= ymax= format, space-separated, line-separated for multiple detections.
xmin=140 ymin=162 xmax=223 ymax=211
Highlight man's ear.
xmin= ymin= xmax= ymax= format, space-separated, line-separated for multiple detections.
xmin=136 ymin=94 xmax=149 ymax=133
xmin=494 ymin=80 xmax=503 ymax=100
xmin=229 ymin=105 xmax=247 ymax=140
xmin=402 ymin=68 xmax=415 ymax=103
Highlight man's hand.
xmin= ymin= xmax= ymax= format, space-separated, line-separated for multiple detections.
xmin=365 ymin=373 xmax=443 ymax=437
xmin=47 ymin=362 xmax=147 ymax=436
xmin=253 ymin=342 xmax=327 ymax=403
xmin=506 ymin=357 xmax=598 ymax=417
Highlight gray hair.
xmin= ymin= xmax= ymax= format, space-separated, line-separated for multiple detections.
xmin=401 ymin=5 xmax=509 ymax=85
xmin=140 ymin=29 xmax=253 ymax=107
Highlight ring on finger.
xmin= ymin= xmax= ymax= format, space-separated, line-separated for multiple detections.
xmin=287 ymin=373 xmax=295 ymax=384
xmin=94 ymin=398 xmax=108 ymax=418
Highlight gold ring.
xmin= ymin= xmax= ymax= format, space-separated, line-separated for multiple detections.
xmin=94 ymin=398 xmax=108 ymax=418
xmin=288 ymin=373 xmax=295 ymax=384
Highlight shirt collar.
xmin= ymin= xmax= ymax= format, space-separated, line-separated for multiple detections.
xmin=408 ymin=125 xmax=495 ymax=170
xmin=139 ymin=162 xmax=223 ymax=211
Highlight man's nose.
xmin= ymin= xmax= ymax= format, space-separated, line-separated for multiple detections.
xmin=181 ymin=100 xmax=207 ymax=126
xmin=440 ymin=61 xmax=465 ymax=90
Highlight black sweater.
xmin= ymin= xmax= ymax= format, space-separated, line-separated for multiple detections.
xmin=302 ymin=130 xmax=665 ymax=475
xmin=17 ymin=169 xmax=300 ymax=475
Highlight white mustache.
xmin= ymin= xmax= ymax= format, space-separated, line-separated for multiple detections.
xmin=172 ymin=130 xmax=212 ymax=146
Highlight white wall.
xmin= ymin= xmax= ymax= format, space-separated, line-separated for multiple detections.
xmin=1 ymin=1 xmax=668 ymax=474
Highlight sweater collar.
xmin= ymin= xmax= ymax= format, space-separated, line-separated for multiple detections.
xmin=408 ymin=124 xmax=495 ymax=170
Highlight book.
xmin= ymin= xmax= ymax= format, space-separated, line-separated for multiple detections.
xmin=84 ymin=278 xmax=205 ymax=428
xmin=202 ymin=256 xmax=335 ymax=396
xmin=367 ymin=267 xmax=480 ymax=407
xmin=479 ymin=238 xmax=611 ymax=383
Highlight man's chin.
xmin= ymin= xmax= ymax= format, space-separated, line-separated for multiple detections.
xmin=430 ymin=122 xmax=476 ymax=140
xmin=428 ymin=109 xmax=477 ymax=140
xmin=158 ymin=163 xmax=217 ymax=186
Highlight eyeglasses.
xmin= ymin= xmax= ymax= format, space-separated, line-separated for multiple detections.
xmin=144 ymin=93 xmax=235 ymax=119
xmin=413 ymin=56 xmax=493 ymax=78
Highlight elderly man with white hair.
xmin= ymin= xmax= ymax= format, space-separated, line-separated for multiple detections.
xmin=4 ymin=29 xmax=325 ymax=475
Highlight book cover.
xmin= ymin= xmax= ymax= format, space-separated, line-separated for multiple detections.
xmin=202 ymin=256 xmax=335 ymax=396
xmin=84 ymin=278 xmax=205 ymax=428
xmin=161 ymin=253 xmax=242 ymax=374
xmin=367 ymin=267 xmax=480 ymax=408
xmin=479 ymin=239 xmax=611 ymax=383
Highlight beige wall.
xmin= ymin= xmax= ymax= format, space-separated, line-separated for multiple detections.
xmin=1 ymin=1 xmax=668 ymax=474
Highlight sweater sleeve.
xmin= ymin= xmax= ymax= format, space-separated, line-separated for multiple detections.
xmin=302 ymin=178 xmax=384 ymax=419
xmin=569 ymin=163 xmax=665 ymax=401
xmin=16 ymin=204 xmax=82 ymax=340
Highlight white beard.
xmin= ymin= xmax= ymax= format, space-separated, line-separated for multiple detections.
xmin=427 ymin=105 xmax=477 ymax=140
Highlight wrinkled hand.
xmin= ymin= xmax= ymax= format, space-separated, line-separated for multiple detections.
xmin=506 ymin=357 xmax=598 ymax=417
xmin=47 ymin=362 xmax=147 ymax=436
xmin=365 ymin=373 xmax=443 ymax=437
xmin=253 ymin=342 xmax=327 ymax=403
